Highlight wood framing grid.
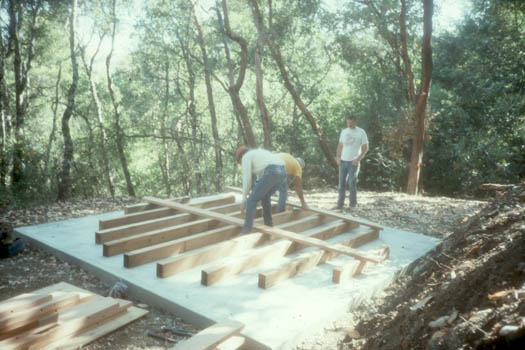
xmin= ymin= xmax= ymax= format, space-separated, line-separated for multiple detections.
xmin=95 ymin=192 xmax=387 ymax=287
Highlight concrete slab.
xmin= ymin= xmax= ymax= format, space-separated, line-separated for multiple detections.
xmin=14 ymin=197 xmax=439 ymax=350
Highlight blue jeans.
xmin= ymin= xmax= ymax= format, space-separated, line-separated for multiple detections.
xmin=242 ymin=164 xmax=286 ymax=233
xmin=337 ymin=161 xmax=360 ymax=208
xmin=276 ymin=178 xmax=288 ymax=213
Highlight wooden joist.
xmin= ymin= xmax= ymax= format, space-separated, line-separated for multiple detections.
xmin=201 ymin=214 xmax=334 ymax=285
xmin=123 ymin=205 xmax=282 ymax=268
xmin=332 ymin=245 xmax=390 ymax=284
xmin=96 ymin=201 xmax=240 ymax=244
xmin=172 ymin=319 xmax=244 ymax=350
xmin=124 ymin=193 xmax=232 ymax=214
xmin=259 ymin=228 xmax=379 ymax=289
xmin=156 ymin=210 xmax=314 ymax=278
xmin=144 ymin=197 xmax=382 ymax=263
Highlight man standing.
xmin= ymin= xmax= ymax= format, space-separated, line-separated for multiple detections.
xmin=334 ymin=114 xmax=368 ymax=210
xmin=236 ymin=146 xmax=286 ymax=234
xmin=275 ymin=153 xmax=308 ymax=212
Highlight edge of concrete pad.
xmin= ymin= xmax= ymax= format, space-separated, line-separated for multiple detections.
xmin=13 ymin=226 xmax=270 ymax=350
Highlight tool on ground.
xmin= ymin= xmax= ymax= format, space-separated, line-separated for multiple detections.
xmin=161 ymin=326 xmax=197 ymax=337
xmin=146 ymin=330 xmax=178 ymax=343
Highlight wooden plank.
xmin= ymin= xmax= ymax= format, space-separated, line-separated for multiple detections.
xmin=45 ymin=306 xmax=148 ymax=350
xmin=213 ymin=335 xmax=245 ymax=350
xmin=172 ymin=319 xmax=244 ymax=350
xmin=104 ymin=218 xmax=225 ymax=257
xmin=201 ymin=214 xmax=337 ymax=286
xmin=123 ymin=204 xmax=279 ymax=268
xmin=0 ymin=292 xmax=91 ymax=333
xmin=101 ymin=200 xmax=239 ymax=231
xmin=0 ymin=294 xmax=52 ymax=319
xmin=0 ymin=297 xmax=124 ymax=350
xmin=259 ymin=228 xmax=380 ymax=289
xmin=157 ymin=210 xmax=314 ymax=278
xmin=224 ymin=185 xmax=384 ymax=230
xmin=96 ymin=201 xmax=240 ymax=244
xmin=332 ymin=244 xmax=390 ymax=284
xmin=145 ymin=197 xmax=382 ymax=263
xmin=124 ymin=193 xmax=234 ymax=214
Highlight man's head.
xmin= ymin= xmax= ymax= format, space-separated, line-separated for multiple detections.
xmin=296 ymin=157 xmax=305 ymax=169
xmin=346 ymin=114 xmax=357 ymax=129
xmin=235 ymin=145 xmax=249 ymax=164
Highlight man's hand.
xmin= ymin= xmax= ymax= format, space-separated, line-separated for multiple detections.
xmin=335 ymin=157 xmax=341 ymax=166
xmin=352 ymin=159 xmax=359 ymax=166
xmin=240 ymin=201 xmax=246 ymax=215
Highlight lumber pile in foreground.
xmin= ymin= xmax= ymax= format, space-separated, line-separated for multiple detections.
xmin=172 ymin=319 xmax=245 ymax=350
xmin=0 ymin=281 xmax=148 ymax=350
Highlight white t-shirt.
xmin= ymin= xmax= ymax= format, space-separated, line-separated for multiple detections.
xmin=339 ymin=127 xmax=368 ymax=162
xmin=241 ymin=149 xmax=285 ymax=200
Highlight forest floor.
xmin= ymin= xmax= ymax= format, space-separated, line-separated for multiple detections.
xmin=1 ymin=186 xmax=523 ymax=349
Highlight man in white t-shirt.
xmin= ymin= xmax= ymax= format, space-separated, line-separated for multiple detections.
xmin=334 ymin=114 xmax=368 ymax=210
xmin=235 ymin=146 xmax=286 ymax=233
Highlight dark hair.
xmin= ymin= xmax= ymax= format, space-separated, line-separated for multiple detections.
xmin=346 ymin=114 xmax=357 ymax=120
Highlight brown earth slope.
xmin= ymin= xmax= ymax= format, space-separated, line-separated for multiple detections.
xmin=340 ymin=184 xmax=525 ymax=350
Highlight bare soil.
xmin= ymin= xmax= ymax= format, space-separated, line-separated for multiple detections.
xmin=2 ymin=187 xmax=522 ymax=350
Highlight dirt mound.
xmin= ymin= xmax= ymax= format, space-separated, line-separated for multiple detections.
xmin=342 ymin=184 xmax=525 ymax=350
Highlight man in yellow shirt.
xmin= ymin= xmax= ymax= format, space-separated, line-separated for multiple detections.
xmin=275 ymin=153 xmax=308 ymax=212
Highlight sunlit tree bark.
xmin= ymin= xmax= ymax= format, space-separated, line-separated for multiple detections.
xmin=57 ymin=0 xmax=79 ymax=201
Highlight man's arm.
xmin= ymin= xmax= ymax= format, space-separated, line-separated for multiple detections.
xmin=335 ymin=142 xmax=343 ymax=166
xmin=352 ymin=143 xmax=368 ymax=166
xmin=294 ymin=176 xmax=308 ymax=209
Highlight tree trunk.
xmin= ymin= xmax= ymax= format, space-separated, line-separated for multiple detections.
xmin=219 ymin=0 xmax=256 ymax=148
xmin=80 ymin=36 xmax=115 ymax=198
xmin=0 ymin=30 xmax=8 ymax=190
xmin=192 ymin=4 xmax=223 ymax=191
xmin=8 ymin=0 xmax=41 ymax=189
xmin=265 ymin=40 xmax=337 ymax=169
xmin=161 ymin=62 xmax=172 ymax=197
xmin=106 ymin=0 xmax=135 ymax=197
xmin=249 ymin=0 xmax=272 ymax=150
xmin=57 ymin=0 xmax=78 ymax=202
xmin=44 ymin=64 xmax=61 ymax=187
xmin=406 ymin=0 xmax=433 ymax=195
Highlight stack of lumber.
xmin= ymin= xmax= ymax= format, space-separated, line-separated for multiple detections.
xmin=0 ymin=282 xmax=148 ymax=350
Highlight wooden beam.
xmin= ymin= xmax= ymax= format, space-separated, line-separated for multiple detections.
xmin=332 ymin=245 xmax=390 ymax=284
xmin=0 ymin=297 xmax=127 ymax=350
xmin=213 ymin=335 xmax=245 ymax=350
xmin=96 ymin=201 xmax=239 ymax=244
xmin=259 ymin=228 xmax=380 ymax=289
xmin=224 ymin=186 xmax=383 ymax=230
xmin=46 ymin=306 xmax=148 ymax=350
xmin=123 ymin=205 xmax=281 ymax=268
xmin=0 ymin=293 xmax=90 ymax=334
xmin=124 ymin=193 xmax=233 ymax=214
xmin=103 ymin=218 xmax=225 ymax=257
xmin=172 ymin=319 xmax=244 ymax=350
xmin=144 ymin=197 xmax=382 ymax=263
xmin=101 ymin=198 xmax=238 ymax=231
xmin=201 ymin=214 xmax=338 ymax=286
xmin=156 ymin=210 xmax=313 ymax=277
xmin=0 ymin=294 xmax=52 ymax=319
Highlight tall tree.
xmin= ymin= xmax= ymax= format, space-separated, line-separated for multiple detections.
xmin=192 ymin=2 xmax=223 ymax=191
xmin=0 ymin=19 xmax=8 ymax=190
xmin=251 ymin=0 xmax=337 ymax=168
xmin=106 ymin=0 xmax=135 ymax=197
xmin=80 ymin=33 xmax=115 ymax=198
xmin=404 ymin=0 xmax=433 ymax=194
xmin=217 ymin=0 xmax=256 ymax=147
xmin=249 ymin=0 xmax=272 ymax=150
xmin=7 ymin=0 xmax=42 ymax=189
xmin=57 ymin=0 xmax=78 ymax=201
